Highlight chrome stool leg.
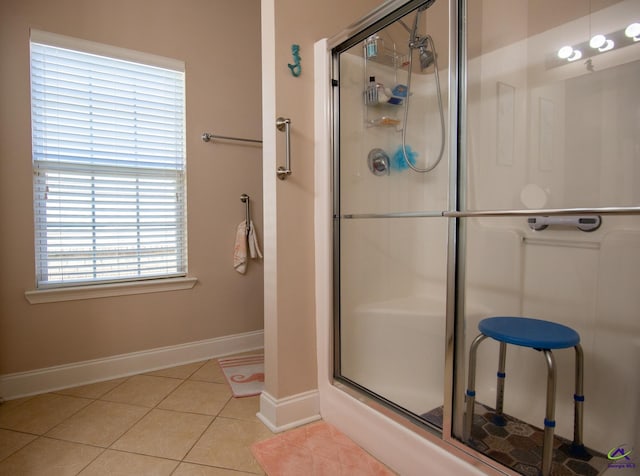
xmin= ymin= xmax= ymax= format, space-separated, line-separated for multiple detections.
xmin=542 ymin=350 xmax=557 ymax=476
xmin=493 ymin=342 xmax=507 ymax=426
xmin=464 ymin=334 xmax=488 ymax=441
xmin=571 ymin=343 xmax=588 ymax=457
xmin=470 ymin=317 xmax=584 ymax=475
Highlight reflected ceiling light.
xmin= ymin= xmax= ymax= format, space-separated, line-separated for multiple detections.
xmin=625 ymin=23 xmax=640 ymax=41
xmin=590 ymin=34 xmax=606 ymax=48
xmin=549 ymin=23 xmax=640 ymax=69
xmin=568 ymin=49 xmax=582 ymax=61
xmin=599 ymin=39 xmax=614 ymax=51
xmin=590 ymin=34 xmax=615 ymax=52
xmin=557 ymin=45 xmax=574 ymax=59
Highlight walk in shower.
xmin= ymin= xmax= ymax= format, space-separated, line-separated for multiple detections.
xmin=328 ymin=0 xmax=640 ymax=474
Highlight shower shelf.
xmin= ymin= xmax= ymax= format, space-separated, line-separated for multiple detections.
xmin=366 ymin=116 xmax=401 ymax=128
xmin=363 ymin=40 xmax=408 ymax=130
xmin=365 ymin=99 xmax=404 ymax=107
xmin=365 ymin=47 xmax=409 ymax=69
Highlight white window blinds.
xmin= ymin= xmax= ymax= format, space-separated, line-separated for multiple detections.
xmin=30 ymin=32 xmax=187 ymax=288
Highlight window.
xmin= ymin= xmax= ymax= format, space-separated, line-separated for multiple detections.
xmin=30 ymin=30 xmax=186 ymax=289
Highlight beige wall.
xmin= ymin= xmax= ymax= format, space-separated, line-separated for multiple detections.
xmin=262 ymin=0 xmax=382 ymax=400
xmin=0 ymin=0 xmax=263 ymax=374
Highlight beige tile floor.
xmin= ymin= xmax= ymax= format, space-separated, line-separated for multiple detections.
xmin=0 ymin=356 xmax=273 ymax=475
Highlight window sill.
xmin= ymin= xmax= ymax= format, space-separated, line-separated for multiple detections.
xmin=24 ymin=277 xmax=198 ymax=304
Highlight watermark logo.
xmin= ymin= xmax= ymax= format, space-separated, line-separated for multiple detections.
xmin=608 ymin=444 xmax=636 ymax=470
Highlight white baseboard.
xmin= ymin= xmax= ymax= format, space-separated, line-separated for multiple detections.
xmin=257 ymin=389 xmax=321 ymax=433
xmin=0 ymin=330 xmax=264 ymax=400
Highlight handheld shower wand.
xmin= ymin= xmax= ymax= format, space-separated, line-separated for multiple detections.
xmin=401 ymin=3 xmax=446 ymax=173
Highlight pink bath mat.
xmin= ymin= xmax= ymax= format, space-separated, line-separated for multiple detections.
xmin=251 ymin=421 xmax=396 ymax=475
xmin=218 ymin=354 xmax=264 ymax=397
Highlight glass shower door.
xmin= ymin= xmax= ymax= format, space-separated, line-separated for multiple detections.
xmin=334 ymin=0 xmax=451 ymax=426
xmin=453 ymin=1 xmax=640 ymax=475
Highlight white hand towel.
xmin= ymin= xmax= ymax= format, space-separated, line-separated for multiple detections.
xmin=248 ymin=220 xmax=263 ymax=260
xmin=233 ymin=220 xmax=248 ymax=274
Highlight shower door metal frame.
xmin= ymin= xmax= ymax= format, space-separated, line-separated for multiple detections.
xmin=329 ymin=0 xmax=466 ymax=446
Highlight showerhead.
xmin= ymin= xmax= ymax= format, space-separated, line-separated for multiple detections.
xmin=409 ymin=0 xmax=438 ymax=71
xmin=418 ymin=45 xmax=434 ymax=70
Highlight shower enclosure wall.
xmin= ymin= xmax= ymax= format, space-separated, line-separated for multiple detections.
xmin=323 ymin=0 xmax=640 ymax=475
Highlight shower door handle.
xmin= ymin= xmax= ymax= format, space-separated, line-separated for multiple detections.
xmin=276 ymin=117 xmax=292 ymax=180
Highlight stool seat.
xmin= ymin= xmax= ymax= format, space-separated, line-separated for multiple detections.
xmin=479 ymin=316 xmax=580 ymax=349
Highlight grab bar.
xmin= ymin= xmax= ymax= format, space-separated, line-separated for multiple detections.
xmin=276 ymin=117 xmax=292 ymax=180
xmin=240 ymin=194 xmax=251 ymax=234
xmin=527 ymin=215 xmax=601 ymax=232
xmin=339 ymin=206 xmax=640 ymax=220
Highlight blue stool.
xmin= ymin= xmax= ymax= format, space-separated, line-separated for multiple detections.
xmin=463 ymin=317 xmax=585 ymax=476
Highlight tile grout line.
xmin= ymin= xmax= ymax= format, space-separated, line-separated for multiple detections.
xmin=172 ymin=357 xmax=266 ymax=475
xmin=174 ymin=359 xmax=234 ymax=468
xmin=99 ymin=358 xmax=228 ymax=472
xmin=39 ymin=376 xmax=157 ymax=475
xmin=0 ymin=431 xmax=37 ymax=464
xmin=1 ymin=356 xmax=269 ymax=474
xmin=43 ymin=394 xmax=102 ymax=440
xmin=55 ymin=371 xmax=183 ymax=472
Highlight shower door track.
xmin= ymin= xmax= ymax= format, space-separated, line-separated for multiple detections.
xmin=339 ymin=206 xmax=640 ymax=220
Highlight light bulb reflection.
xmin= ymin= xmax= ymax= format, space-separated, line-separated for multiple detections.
xmin=557 ymin=46 xmax=574 ymax=59
xmin=568 ymin=49 xmax=582 ymax=61
xmin=590 ymin=35 xmax=614 ymax=52
xmin=599 ymin=39 xmax=614 ymax=52
xmin=625 ymin=23 xmax=640 ymax=41
xmin=590 ymin=34 xmax=606 ymax=49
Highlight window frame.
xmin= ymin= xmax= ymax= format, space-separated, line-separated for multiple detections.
xmin=28 ymin=30 xmax=191 ymax=297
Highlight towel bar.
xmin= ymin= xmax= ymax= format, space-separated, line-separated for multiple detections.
xmin=201 ymin=132 xmax=262 ymax=144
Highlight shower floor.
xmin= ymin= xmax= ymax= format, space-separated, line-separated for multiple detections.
xmin=421 ymin=403 xmax=609 ymax=476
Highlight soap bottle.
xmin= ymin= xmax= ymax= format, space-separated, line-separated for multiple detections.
xmin=376 ymin=81 xmax=390 ymax=103
xmin=365 ymin=35 xmax=379 ymax=58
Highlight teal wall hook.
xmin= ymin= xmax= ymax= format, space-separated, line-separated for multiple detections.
xmin=287 ymin=44 xmax=301 ymax=77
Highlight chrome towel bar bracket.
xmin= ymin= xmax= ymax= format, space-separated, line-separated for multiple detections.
xmin=240 ymin=194 xmax=251 ymax=234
